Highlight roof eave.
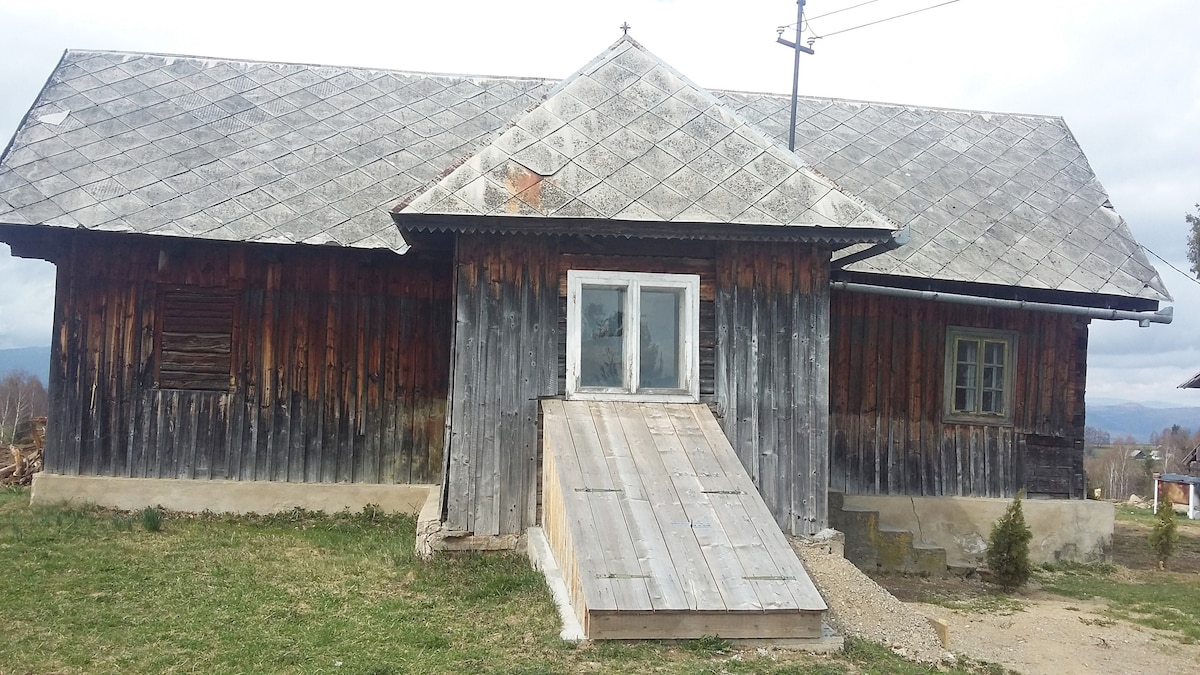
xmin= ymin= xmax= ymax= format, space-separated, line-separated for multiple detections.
xmin=393 ymin=212 xmax=894 ymax=247
xmin=833 ymin=269 xmax=1164 ymax=312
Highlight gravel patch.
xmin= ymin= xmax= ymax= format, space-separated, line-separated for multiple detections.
xmin=792 ymin=533 xmax=951 ymax=664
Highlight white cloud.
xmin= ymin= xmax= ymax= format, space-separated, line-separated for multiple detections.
xmin=0 ymin=246 xmax=56 ymax=348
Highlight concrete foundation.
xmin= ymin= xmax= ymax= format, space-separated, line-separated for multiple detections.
xmin=412 ymin=488 xmax=523 ymax=557
xmin=842 ymin=494 xmax=1113 ymax=566
xmin=30 ymin=473 xmax=434 ymax=515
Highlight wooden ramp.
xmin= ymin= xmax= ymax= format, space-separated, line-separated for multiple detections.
xmin=540 ymin=400 xmax=827 ymax=640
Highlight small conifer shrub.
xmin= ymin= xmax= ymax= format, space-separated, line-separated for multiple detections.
xmin=140 ymin=506 xmax=163 ymax=532
xmin=1149 ymin=486 xmax=1178 ymax=570
xmin=987 ymin=490 xmax=1033 ymax=591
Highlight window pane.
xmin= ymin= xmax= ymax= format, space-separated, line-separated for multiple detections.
xmin=982 ymin=387 xmax=1002 ymax=414
xmin=579 ymin=286 xmax=625 ymax=388
xmin=639 ymin=289 xmax=682 ymax=390
xmin=956 ymin=339 xmax=978 ymax=366
xmin=954 ymin=339 xmax=979 ymax=412
xmin=983 ymin=341 xmax=1006 ymax=367
xmin=982 ymin=341 xmax=1006 ymax=413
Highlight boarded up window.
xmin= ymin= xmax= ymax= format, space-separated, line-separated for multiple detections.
xmin=157 ymin=288 xmax=234 ymax=391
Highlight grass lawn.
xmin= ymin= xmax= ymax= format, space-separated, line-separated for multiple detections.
xmin=1035 ymin=504 xmax=1200 ymax=643
xmin=0 ymin=486 xmax=1007 ymax=674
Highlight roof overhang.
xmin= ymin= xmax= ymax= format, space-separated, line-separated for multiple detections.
xmin=833 ymin=269 xmax=1163 ymax=314
xmin=393 ymin=212 xmax=895 ymax=248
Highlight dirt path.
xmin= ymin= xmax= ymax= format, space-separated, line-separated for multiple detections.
xmin=917 ymin=593 xmax=1200 ymax=675
xmin=872 ymin=511 xmax=1200 ymax=674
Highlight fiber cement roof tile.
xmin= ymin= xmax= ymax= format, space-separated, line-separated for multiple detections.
xmin=0 ymin=44 xmax=1166 ymax=302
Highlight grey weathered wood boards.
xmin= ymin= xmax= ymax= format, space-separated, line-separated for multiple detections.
xmin=442 ymin=235 xmax=560 ymax=536
xmin=715 ymin=243 xmax=832 ymax=536
xmin=828 ymin=290 xmax=1088 ymax=498
xmin=44 ymin=232 xmax=451 ymax=484
xmin=541 ymin=399 xmax=825 ymax=640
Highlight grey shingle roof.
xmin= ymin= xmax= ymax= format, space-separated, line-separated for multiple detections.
xmin=0 ymin=44 xmax=1169 ymax=303
xmin=0 ymin=50 xmax=551 ymax=250
xmin=401 ymin=39 xmax=896 ymax=236
xmin=716 ymin=91 xmax=1170 ymax=302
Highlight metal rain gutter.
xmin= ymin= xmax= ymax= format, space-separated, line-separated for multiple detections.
xmin=830 ymin=281 xmax=1174 ymax=326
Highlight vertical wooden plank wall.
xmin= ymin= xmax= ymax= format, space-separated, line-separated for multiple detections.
xmin=44 ymin=233 xmax=451 ymax=485
xmin=443 ymin=234 xmax=559 ymax=536
xmin=715 ymin=242 xmax=832 ymax=536
xmin=828 ymin=290 xmax=1088 ymax=498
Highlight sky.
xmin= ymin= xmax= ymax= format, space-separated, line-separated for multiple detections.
xmin=0 ymin=0 xmax=1198 ymax=406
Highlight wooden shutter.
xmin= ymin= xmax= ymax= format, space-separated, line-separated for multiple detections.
xmin=157 ymin=288 xmax=235 ymax=391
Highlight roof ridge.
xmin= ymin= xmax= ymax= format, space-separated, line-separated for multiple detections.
xmin=712 ymin=89 xmax=1066 ymax=123
xmin=62 ymin=48 xmax=1063 ymax=123
xmin=60 ymin=48 xmax=558 ymax=86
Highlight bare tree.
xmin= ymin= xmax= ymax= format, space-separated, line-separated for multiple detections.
xmin=1084 ymin=426 xmax=1111 ymax=449
xmin=0 ymin=371 xmax=47 ymax=445
xmin=1085 ymin=435 xmax=1148 ymax=500
xmin=1150 ymin=424 xmax=1193 ymax=474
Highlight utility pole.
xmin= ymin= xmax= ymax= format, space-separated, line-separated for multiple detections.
xmin=777 ymin=0 xmax=815 ymax=151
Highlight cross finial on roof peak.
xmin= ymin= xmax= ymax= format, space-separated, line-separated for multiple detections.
xmin=620 ymin=22 xmax=631 ymax=35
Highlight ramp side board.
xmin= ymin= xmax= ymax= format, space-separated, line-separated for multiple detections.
xmin=540 ymin=399 xmax=825 ymax=640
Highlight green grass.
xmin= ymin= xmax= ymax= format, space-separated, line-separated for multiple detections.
xmin=1115 ymin=505 xmax=1200 ymax=529
xmin=1039 ymin=564 xmax=1200 ymax=643
xmin=0 ymin=488 xmax=1007 ymax=674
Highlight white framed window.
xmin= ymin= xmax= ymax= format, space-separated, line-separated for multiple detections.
xmin=943 ymin=327 xmax=1016 ymax=424
xmin=566 ymin=270 xmax=700 ymax=403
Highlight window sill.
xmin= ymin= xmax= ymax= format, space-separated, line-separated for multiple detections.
xmin=941 ymin=412 xmax=1015 ymax=426
xmin=567 ymin=390 xmax=699 ymax=404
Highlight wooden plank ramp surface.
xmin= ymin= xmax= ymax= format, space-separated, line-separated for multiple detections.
xmin=541 ymin=400 xmax=826 ymax=640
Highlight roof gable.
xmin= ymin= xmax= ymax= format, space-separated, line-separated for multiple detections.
xmin=399 ymin=38 xmax=896 ymax=236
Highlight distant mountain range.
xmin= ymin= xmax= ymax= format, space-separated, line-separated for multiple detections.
xmin=1086 ymin=402 xmax=1200 ymax=443
xmin=0 ymin=345 xmax=1193 ymax=442
xmin=0 ymin=346 xmax=49 ymax=384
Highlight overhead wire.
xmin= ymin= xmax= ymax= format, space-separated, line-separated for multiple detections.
xmin=776 ymin=2 xmax=1189 ymax=296
xmin=1142 ymin=245 xmax=1200 ymax=286
xmin=778 ymin=0 xmax=887 ymax=30
xmin=809 ymin=0 xmax=889 ymax=21
xmin=807 ymin=0 xmax=967 ymax=40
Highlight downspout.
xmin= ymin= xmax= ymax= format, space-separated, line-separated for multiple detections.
xmin=830 ymin=280 xmax=1174 ymax=326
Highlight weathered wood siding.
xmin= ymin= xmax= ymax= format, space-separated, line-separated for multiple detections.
xmin=45 ymin=234 xmax=451 ymax=484
xmin=715 ymin=243 xmax=832 ymax=536
xmin=829 ymin=290 xmax=1087 ymax=498
xmin=443 ymin=234 xmax=560 ymax=536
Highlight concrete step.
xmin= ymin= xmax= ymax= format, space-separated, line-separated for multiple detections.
xmin=828 ymin=492 xmax=948 ymax=576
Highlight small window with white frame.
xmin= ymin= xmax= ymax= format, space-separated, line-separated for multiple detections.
xmin=944 ymin=327 xmax=1016 ymax=424
xmin=566 ymin=270 xmax=700 ymax=402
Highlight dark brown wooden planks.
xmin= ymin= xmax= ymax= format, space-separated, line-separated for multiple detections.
xmin=828 ymin=290 xmax=1088 ymax=499
xmin=44 ymin=232 xmax=451 ymax=486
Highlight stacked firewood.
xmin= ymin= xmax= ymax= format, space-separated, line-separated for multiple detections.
xmin=1 ymin=417 xmax=46 ymax=486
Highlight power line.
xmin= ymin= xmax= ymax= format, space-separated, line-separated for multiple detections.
xmin=779 ymin=0 xmax=887 ymax=29
xmin=1143 ymin=245 xmax=1200 ymax=286
xmin=810 ymin=0 xmax=888 ymax=21
xmin=809 ymin=0 xmax=966 ymax=40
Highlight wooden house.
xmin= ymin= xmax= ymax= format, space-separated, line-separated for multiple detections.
xmin=0 ymin=38 xmax=1171 ymax=544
